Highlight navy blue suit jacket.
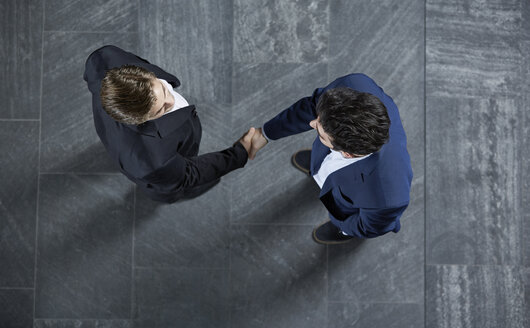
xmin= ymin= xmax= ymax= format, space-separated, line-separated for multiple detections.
xmin=83 ymin=45 xmax=248 ymax=202
xmin=263 ymin=74 xmax=413 ymax=238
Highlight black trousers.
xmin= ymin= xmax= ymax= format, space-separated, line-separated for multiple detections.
xmin=142 ymin=178 xmax=221 ymax=204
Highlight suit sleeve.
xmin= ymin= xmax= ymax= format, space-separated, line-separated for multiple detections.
xmin=140 ymin=143 xmax=248 ymax=193
xmin=336 ymin=204 xmax=408 ymax=238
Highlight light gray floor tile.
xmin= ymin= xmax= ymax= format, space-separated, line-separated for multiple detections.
xmin=426 ymin=0 xmax=521 ymax=99
xmin=0 ymin=121 xmax=39 ymax=287
xmin=0 ymin=289 xmax=33 ymax=328
xmin=139 ymin=0 xmax=233 ymax=104
xmin=44 ymin=0 xmax=137 ymax=32
xmin=233 ymin=0 xmax=328 ymax=64
xmin=328 ymin=302 xmax=423 ymax=328
xmin=134 ymin=268 xmax=229 ymax=328
xmin=426 ymin=265 xmax=526 ymax=328
xmin=34 ymin=319 xmax=131 ymax=328
xmin=230 ymin=63 xmax=329 ymax=225
xmin=35 ymin=174 xmax=134 ymax=318
xmin=135 ymin=181 xmax=230 ymax=269
xmin=426 ymin=96 xmax=522 ymax=265
xmin=0 ymin=0 xmax=43 ymax=119
xmin=40 ymin=32 xmax=137 ymax=172
xmin=230 ymin=225 xmax=327 ymax=328
xmin=521 ymin=41 xmax=530 ymax=268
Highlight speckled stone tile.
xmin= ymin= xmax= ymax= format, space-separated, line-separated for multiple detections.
xmin=0 ymin=289 xmax=33 ymax=328
xmin=0 ymin=0 xmax=43 ymax=119
xmin=35 ymin=174 xmax=134 ymax=318
xmin=0 ymin=121 xmax=39 ymax=287
xmin=139 ymin=0 xmax=233 ymax=104
xmin=426 ymin=265 xmax=525 ymax=328
xmin=133 ymin=268 xmax=229 ymax=328
xmin=233 ymin=0 xmax=329 ymax=63
xmin=426 ymin=96 xmax=522 ymax=265
xmin=40 ymin=32 xmax=137 ymax=172
xmin=230 ymin=62 xmax=329 ymax=225
xmin=520 ymin=41 xmax=530 ymax=268
xmin=230 ymin=225 xmax=327 ymax=328
xmin=44 ymin=0 xmax=137 ymax=32
xmin=328 ymin=302 xmax=423 ymax=328
xmin=34 ymin=319 xmax=131 ymax=328
xmin=426 ymin=0 xmax=521 ymax=99
xmin=134 ymin=181 xmax=230 ymax=269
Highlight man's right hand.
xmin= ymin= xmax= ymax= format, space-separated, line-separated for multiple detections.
xmin=248 ymin=127 xmax=268 ymax=160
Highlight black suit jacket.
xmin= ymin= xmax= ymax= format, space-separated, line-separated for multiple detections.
xmin=83 ymin=45 xmax=248 ymax=202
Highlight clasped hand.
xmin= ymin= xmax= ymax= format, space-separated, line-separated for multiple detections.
xmin=237 ymin=127 xmax=268 ymax=160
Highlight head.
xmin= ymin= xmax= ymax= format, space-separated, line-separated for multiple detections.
xmin=309 ymin=87 xmax=390 ymax=158
xmin=100 ymin=65 xmax=174 ymax=124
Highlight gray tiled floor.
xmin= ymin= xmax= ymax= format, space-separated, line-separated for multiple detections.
xmin=0 ymin=1 xmax=528 ymax=327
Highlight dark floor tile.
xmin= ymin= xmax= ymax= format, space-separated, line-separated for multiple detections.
xmin=35 ymin=174 xmax=134 ymax=318
xmin=426 ymin=265 xmax=525 ymax=328
xmin=0 ymin=289 xmax=33 ymax=328
xmin=40 ymin=32 xmax=137 ymax=172
xmin=133 ymin=268 xmax=229 ymax=328
xmin=233 ymin=0 xmax=329 ymax=63
xmin=44 ymin=0 xmax=137 ymax=32
xmin=327 ymin=207 xmax=423 ymax=303
xmin=230 ymin=225 xmax=327 ymax=328
xmin=426 ymin=96 xmax=522 ymax=265
xmin=34 ymin=319 xmax=131 ymax=328
xmin=139 ymin=0 xmax=233 ymax=104
xmin=426 ymin=0 xmax=521 ymax=98
xmin=328 ymin=302 xmax=423 ymax=328
xmin=230 ymin=63 xmax=329 ymax=225
xmin=134 ymin=182 xmax=230 ymax=269
xmin=0 ymin=0 xmax=43 ymax=119
xmin=0 ymin=121 xmax=39 ymax=287
xmin=521 ymin=41 xmax=530 ymax=268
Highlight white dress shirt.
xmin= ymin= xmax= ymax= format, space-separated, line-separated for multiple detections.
xmin=312 ymin=150 xmax=371 ymax=189
xmin=159 ymin=79 xmax=189 ymax=114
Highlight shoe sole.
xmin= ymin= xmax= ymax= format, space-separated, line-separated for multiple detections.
xmin=312 ymin=220 xmax=354 ymax=245
xmin=291 ymin=149 xmax=312 ymax=175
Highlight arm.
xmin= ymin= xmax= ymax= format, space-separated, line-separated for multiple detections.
xmin=141 ymin=133 xmax=252 ymax=193
xmin=336 ymin=205 xmax=408 ymax=238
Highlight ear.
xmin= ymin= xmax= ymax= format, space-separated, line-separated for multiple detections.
xmin=341 ymin=151 xmax=355 ymax=158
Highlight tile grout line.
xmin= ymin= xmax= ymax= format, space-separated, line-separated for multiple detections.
xmin=423 ymin=0 xmax=427 ymax=326
xmin=326 ymin=1 xmax=331 ymax=326
xmin=33 ymin=0 xmax=46 ymax=322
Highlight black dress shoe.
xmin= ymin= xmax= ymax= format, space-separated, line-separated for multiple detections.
xmin=291 ymin=149 xmax=312 ymax=175
xmin=312 ymin=221 xmax=353 ymax=245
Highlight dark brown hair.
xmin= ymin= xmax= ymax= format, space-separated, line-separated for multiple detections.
xmin=100 ymin=65 xmax=157 ymax=124
xmin=316 ymin=87 xmax=390 ymax=155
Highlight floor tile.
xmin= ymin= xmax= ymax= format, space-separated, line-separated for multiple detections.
xmin=134 ymin=268 xmax=229 ymax=328
xmin=426 ymin=0 xmax=521 ymax=98
xmin=0 ymin=0 xmax=43 ymax=119
xmin=426 ymin=96 xmax=522 ymax=265
xmin=233 ymin=0 xmax=329 ymax=63
xmin=134 ymin=182 xmax=230 ymax=269
xmin=0 ymin=121 xmax=39 ymax=287
xmin=328 ymin=302 xmax=423 ymax=328
xmin=44 ymin=0 xmax=137 ymax=32
xmin=35 ymin=174 xmax=134 ymax=318
xmin=0 ymin=289 xmax=33 ymax=328
xmin=40 ymin=32 xmax=137 ymax=172
xmin=230 ymin=225 xmax=327 ymax=328
xmin=139 ymin=0 xmax=233 ymax=104
xmin=426 ymin=265 xmax=525 ymax=328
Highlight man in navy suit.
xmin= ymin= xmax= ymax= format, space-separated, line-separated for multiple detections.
xmin=84 ymin=45 xmax=255 ymax=203
xmin=249 ymin=74 xmax=413 ymax=244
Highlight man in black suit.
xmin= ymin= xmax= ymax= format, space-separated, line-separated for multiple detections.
xmin=83 ymin=45 xmax=254 ymax=203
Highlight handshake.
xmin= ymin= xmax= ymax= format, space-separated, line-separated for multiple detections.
xmin=237 ymin=127 xmax=268 ymax=160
